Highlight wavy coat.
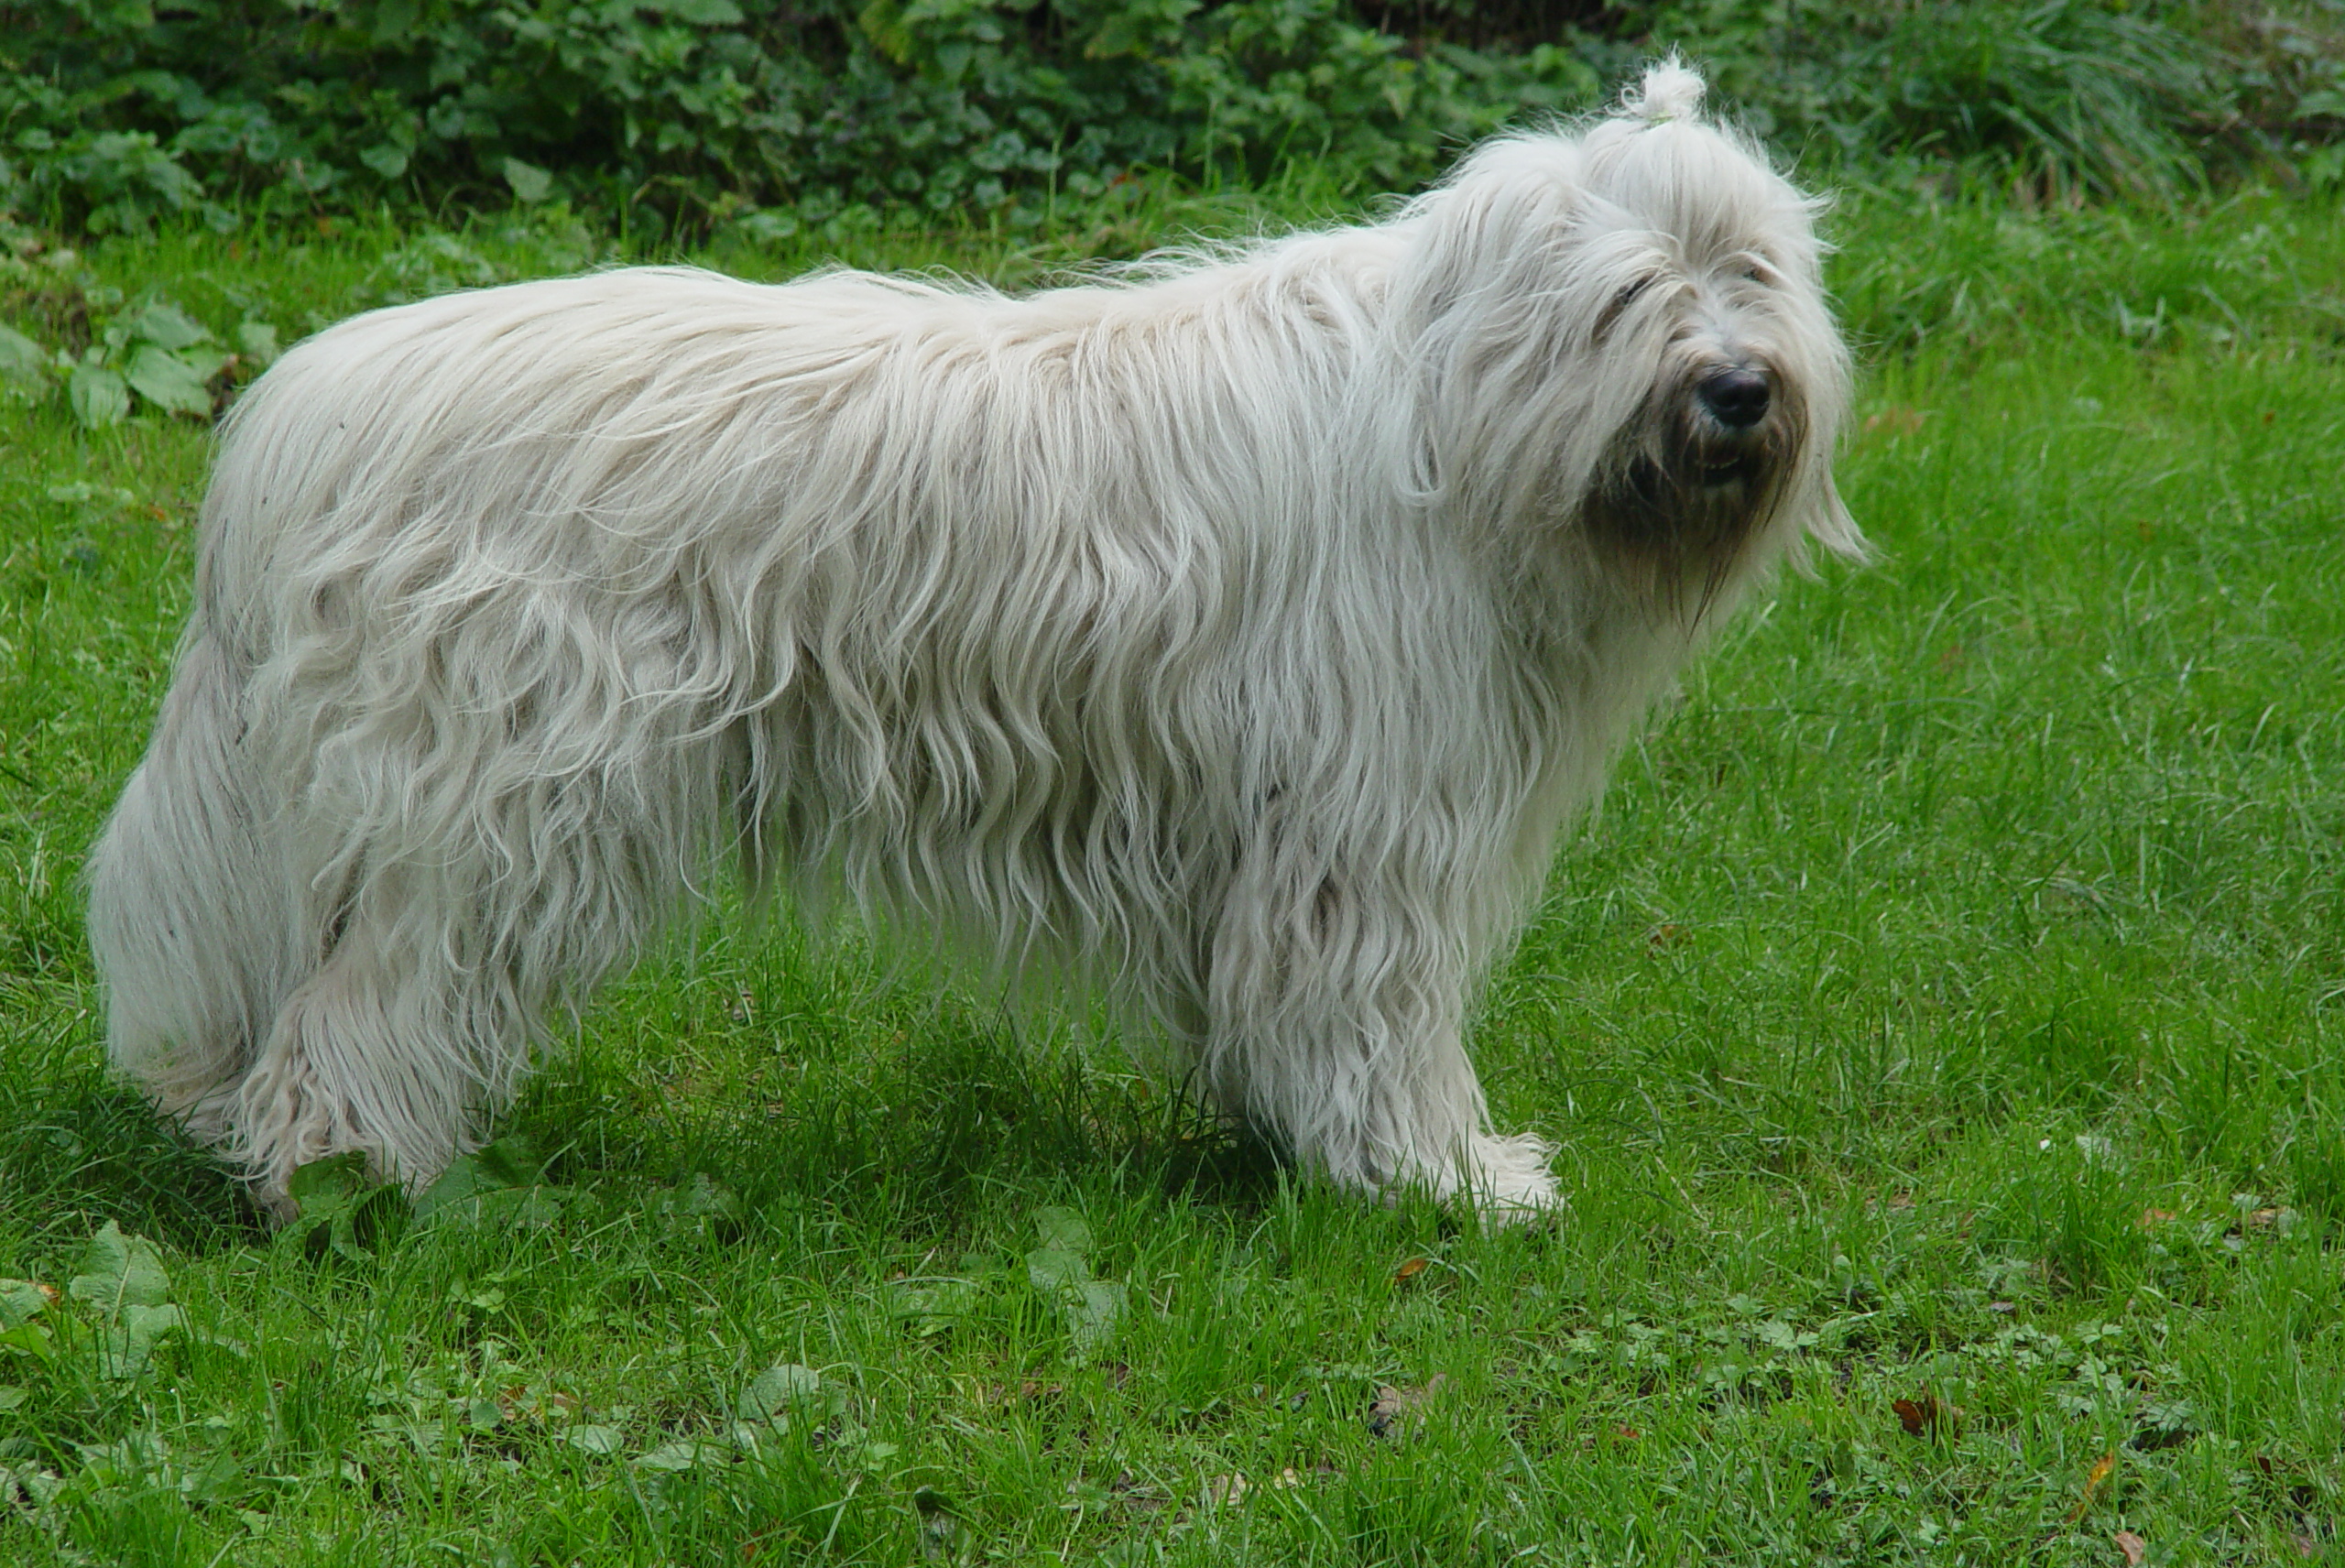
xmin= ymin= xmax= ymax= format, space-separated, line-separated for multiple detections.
xmin=88 ymin=62 xmax=1858 ymax=1214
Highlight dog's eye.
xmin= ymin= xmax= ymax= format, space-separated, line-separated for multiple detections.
xmin=1593 ymin=275 xmax=1659 ymax=341
xmin=1605 ymin=275 xmax=1657 ymax=319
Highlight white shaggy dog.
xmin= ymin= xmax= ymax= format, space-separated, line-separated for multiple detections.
xmin=87 ymin=62 xmax=1858 ymax=1219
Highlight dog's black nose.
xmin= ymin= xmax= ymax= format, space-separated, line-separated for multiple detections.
xmin=1698 ymin=368 xmax=1771 ymax=430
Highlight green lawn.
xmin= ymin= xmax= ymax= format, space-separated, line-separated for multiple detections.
xmin=2 ymin=184 xmax=2341 ymax=1565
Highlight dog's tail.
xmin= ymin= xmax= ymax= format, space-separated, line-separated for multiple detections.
xmin=85 ymin=630 xmax=292 ymax=1129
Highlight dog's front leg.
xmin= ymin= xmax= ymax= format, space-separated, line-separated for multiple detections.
xmin=1199 ymin=855 xmax=1558 ymax=1220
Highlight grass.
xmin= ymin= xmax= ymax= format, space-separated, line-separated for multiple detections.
xmin=2 ymin=177 xmax=2343 ymax=1564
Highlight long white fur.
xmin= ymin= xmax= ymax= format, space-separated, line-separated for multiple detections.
xmin=86 ymin=61 xmax=1859 ymax=1216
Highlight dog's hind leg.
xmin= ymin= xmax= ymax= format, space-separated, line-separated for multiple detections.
xmin=87 ymin=634 xmax=297 ymax=1147
xmin=90 ymin=636 xmax=542 ymax=1210
xmin=218 ymin=881 xmax=492 ymax=1217
xmin=214 ymin=717 xmax=699 ymax=1215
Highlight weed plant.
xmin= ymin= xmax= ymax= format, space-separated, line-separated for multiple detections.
xmin=0 ymin=181 xmax=2341 ymax=1563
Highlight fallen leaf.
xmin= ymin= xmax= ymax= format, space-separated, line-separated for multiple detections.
xmin=1892 ymin=1387 xmax=1962 ymax=1438
xmin=2221 ymin=1207 xmax=2297 ymax=1250
xmin=2292 ymin=1530 xmax=2318 ymax=1558
xmin=1271 ymin=1466 xmax=1303 ymax=1488
xmin=1578 ymin=1423 xmax=1642 ymax=1452
xmin=1646 ymin=923 xmax=1689 ymax=951
xmin=1367 ymin=1373 xmax=1449 ymax=1438
xmin=2137 ymin=1208 xmax=2177 ymax=1228
xmin=1204 ymin=1472 xmax=1249 ymax=1508
xmin=1862 ymin=406 xmax=1927 ymax=437
xmin=2067 ymin=1451 xmax=2118 ymax=1521
xmin=2114 ymin=1529 xmax=2146 ymax=1566
xmin=1392 ymin=1257 xmax=1429 ymax=1284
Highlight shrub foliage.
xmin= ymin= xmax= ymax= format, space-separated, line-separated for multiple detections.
xmin=0 ymin=2 xmax=2339 ymax=233
xmin=0 ymin=0 xmax=1609 ymax=234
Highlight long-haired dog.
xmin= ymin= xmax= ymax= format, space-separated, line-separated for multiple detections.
xmin=87 ymin=62 xmax=1858 ymax=1219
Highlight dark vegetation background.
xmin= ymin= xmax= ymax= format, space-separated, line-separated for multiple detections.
xmin=2 ymin=0 xmax=2340 ymax=244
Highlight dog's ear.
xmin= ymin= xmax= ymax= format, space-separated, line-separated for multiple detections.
xmin=1388 ymin=143 xmax=1601 ymax=510
xmin=1395 ymin=136 xmax=1586 ymax=334
xmin=1808 ymin=472 xmax=1868 ymax=562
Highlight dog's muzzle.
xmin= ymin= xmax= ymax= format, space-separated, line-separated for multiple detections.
xmin=1585 ymin=355 xmax=1799 ymax=572
xmin=1693 ymin=366 xmax=1775 ymax=488
xmin=1697 ymin=367 xmax=1771 ymax=430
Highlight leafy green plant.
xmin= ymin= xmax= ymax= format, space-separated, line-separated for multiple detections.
xmin=1023 ymin=1203 xmax=1127 ymax=1356
xmin=67 ymin=299 xmax=222 ymax=427
xmin=0 ymin=0 xmax=1603 ymax=235
xmin=0 ymin=1223 xmax=191 ymax=1386
xmin=7 ymin=1 xmax=2326 ymax=239
xmin=0 ymin=316 xmax=41 ymax=390
xmin=1 ymin=291 xmax=275 ymax=428
xmin=0 ymin=1274 xmax=58 ymax=1376
xmin=67 ymin=1220 xmax=187 ymax=1378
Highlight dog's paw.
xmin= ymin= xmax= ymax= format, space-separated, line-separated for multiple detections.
xmin=1385 ymin=1132 xmax=1562 ymax=1224
xmin=1457 ymin=1131 xmax=1562 ymax=1225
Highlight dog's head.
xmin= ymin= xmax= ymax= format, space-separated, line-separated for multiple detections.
xmin=1394 ymin=60 xmax=1860 ymax=609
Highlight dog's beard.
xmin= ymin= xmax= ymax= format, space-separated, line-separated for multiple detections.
xmin=1584 ymin=376 xmax=1803 ymax=614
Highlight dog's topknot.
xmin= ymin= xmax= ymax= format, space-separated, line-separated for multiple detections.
xmin=1622 ymin=56 xmax=1706 ymax=123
